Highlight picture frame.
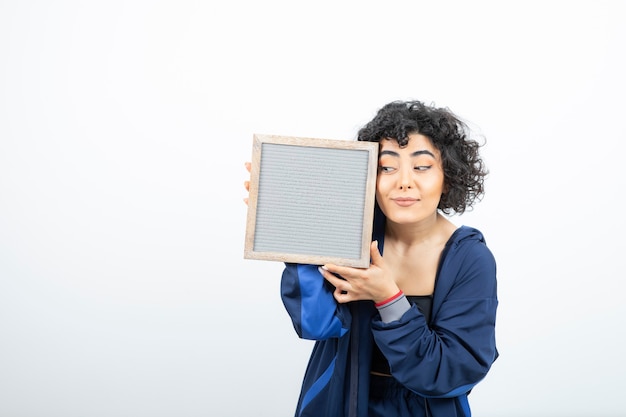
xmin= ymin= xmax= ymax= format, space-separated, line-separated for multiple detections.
xmin=244 ymin=134 xmax=378 ymax=268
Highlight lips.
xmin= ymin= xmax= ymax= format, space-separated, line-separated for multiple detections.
xmin=392 ymin=197 xmax=419 ymax=207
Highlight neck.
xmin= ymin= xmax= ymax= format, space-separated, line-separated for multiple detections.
xmin=385 ymin=212 xmax=452 ymax=247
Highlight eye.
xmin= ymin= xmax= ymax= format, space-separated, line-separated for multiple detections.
xmin=415 ymin=165 xmax=432 ymax=171
xmin=379 ymin=166 xmax=396 ymax=173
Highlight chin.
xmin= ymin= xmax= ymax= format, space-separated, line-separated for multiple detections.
xmin=386 ymin=214 xmax=424 ymax=225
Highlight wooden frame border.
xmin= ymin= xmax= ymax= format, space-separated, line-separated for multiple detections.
xmin=244 ymin=134 xmax=378 ymax=267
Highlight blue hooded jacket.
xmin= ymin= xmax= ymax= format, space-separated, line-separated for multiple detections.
xmin=280 ymin=221 xmax=498 ymax=417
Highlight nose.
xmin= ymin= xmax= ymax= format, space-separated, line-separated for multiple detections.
xmin=399 ymin=166 xmax=412 ymax=190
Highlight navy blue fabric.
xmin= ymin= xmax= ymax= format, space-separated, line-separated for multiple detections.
xmin=280 ymin=224 xmax=498 ymax=417
xmin=368 ymin=374 xmax=469 ymax=417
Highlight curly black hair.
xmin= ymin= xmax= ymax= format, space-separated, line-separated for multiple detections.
xmin=357 ymin=100 xmax=488 ymax=215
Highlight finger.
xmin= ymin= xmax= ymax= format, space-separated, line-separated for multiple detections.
xmin=318 ymin=266 xmax=335 ymax=283
xmin=245 ymin=162 xmax=251 ymax=173
xmin=319 ymin=266 xmax=347 ymax=289
xmin=370 ymin=240 xmax=383 ymax=265
xmin=244 ymin=180 xmax=250 ymax=191
xmin=243 ymin=197 xmax=249 ymax=205
xmin=333 ymin=287 xmax=351 ymax=304
xmin=322 ymin=263 xmax=353 ymax=279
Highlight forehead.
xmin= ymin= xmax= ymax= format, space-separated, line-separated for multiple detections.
xmin=380 ymin=133 xmax=439 ymax=156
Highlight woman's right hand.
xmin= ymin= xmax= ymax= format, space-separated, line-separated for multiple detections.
xmin=243 ymin=162 xmax=251 ymax=205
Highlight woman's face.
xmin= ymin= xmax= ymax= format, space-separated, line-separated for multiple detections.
xmin=375 ymin=134 xmax=445 ymax=225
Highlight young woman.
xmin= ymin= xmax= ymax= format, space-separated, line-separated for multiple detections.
xmin=245 ymin=100 xmax=498 ymax=417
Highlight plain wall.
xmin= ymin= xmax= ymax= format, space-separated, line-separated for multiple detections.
xmin=1 ymin=1 xmax=624 ymax=416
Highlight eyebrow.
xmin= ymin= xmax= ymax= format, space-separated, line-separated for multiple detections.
xmin=379 ymin=149 xmax=436 ymax=158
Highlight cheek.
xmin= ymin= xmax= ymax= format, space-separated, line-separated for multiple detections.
xmin=376 ymin=175 xmax=392 ymax=191
xmin=375 ymin=190 xmax=384 ymax=207
xmin=426 ymin=179 xmax=445 ymax=196
xmin=374 ymin=192 xmax=392 ymax=218
xmin=423 ymin=172 xmax=446 ymax=195
xmin=374 ymin=183 xmax=389 ymax=209
xmin=375 ymin=178 xmax=392 ymax=204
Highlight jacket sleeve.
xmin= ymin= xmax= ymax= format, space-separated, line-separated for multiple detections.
xmin=371 ymin=240 xmax=499 ymax=398
xmin=281 ymin=263 xmax=351 ymax=340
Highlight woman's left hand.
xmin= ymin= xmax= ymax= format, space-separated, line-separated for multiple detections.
xmin=319 ymin=241 xmax=400 ymax=304
xmin=243 ymin=162 xmax=251 ymax=205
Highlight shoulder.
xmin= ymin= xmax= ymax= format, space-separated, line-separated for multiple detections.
xmin=443 ymin=225 xmax=497 ymax=284
xmin=450 ymin=225 xmax=487 ymax=245
xmin=448 ymin=226 xmax=493 ymax=258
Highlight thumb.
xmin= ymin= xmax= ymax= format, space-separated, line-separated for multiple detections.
xmin=370 ymin=240 xmax=382 ymax=265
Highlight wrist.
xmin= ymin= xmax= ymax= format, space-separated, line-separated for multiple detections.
xmin=374 ymin=289 xmax=404 ymax=307
xmin=375 ymin=290 xmax=410 ymax=323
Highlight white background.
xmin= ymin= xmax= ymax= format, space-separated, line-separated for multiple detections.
xmin=1 ymin=1 xmax=624 ymax=416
